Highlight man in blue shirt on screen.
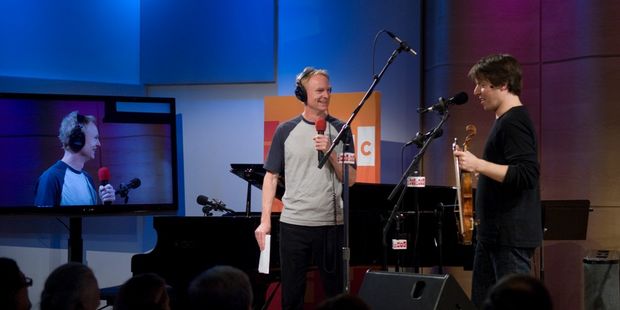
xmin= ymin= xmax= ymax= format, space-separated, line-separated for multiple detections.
xmin=34 ymin=111 xmax=115 ymax=207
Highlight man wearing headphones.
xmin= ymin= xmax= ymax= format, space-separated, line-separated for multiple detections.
xmin=34 ymin=111 xmax=115 ymax=207
xmin=255 ymin=67 xmax=356 ymax=309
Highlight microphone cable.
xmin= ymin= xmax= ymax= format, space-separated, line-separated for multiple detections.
xmin=371 ymin=30 xmax=388 ymax=79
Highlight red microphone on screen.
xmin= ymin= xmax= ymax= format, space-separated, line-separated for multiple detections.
xmin=98 ymin=167 xmax=112 ymax=205
xmin=315 ymin=118 xmax=326 ymax=163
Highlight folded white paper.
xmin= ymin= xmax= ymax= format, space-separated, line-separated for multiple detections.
xmin=258 ymin=234 xmax=271 ymax=274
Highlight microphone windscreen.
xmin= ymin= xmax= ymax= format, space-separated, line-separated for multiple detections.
xmin=315 ymin=118 xmax=326 ymax=133
xmin=196 ymin=195 xmax=209 ymax=206
xmin=98 ymin=167 xmax=110 ymax=182
xmin=128 ymin=178 xmax=141 ymax=189
xmin=451 ymin=92 xmax=468 ymax=105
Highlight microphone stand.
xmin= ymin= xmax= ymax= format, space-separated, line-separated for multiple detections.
xmin=243 ymin=169 xmax=253 ymax=217
xmin=388 ymin=111 xmax=449 ymax=201
xmin=383 ymin=110 xmax=450 ymax=270
xmin=118 ymin=187 xmax=132 ymax=204
xmin=319 ymin=45 xmax=411 ymax=293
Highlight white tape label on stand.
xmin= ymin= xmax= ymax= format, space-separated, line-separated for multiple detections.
xmin=407 ymin=176 xmax=426 ymax=187
xmin=338 ymin=152 xmax=356 ymax=165
xmin=392 ymin=239 xmax=408 ymax=250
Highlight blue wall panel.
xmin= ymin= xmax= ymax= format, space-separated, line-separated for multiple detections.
xmin=0 ymin=0 xmax=140 ymax=84
xmin=140 ymin=0 xmax=275 ymax=84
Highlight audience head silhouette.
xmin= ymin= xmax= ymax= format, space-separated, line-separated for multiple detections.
xmin=0 ymin=257 xmax=32 ymax=310
xmin=188 ymin=265 xmax=253 ymax=310
xmin=315 ymin=293 xmax=371 ymax=310
xmin=482 ymin=274 xmax=552 ymax=310
xmin=40 ymin=262 xmax=100 ymax=310
xmin=114 ymin=273 xmax=171 ymax=310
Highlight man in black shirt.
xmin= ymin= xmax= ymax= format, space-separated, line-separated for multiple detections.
xmin=453 ymin=54 xmax=542 ymax=307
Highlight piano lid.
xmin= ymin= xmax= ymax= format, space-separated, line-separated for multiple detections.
xmin=230 ymin=163 xmax=458 ymax=208
xmin=230 ymin=163 xmax=285 ymax=200
xmin=349 ymin=182 xmax=458 ymax=211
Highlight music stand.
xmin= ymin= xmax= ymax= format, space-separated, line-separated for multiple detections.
xmin=230 ymin=163 xmax=285 ymax=216
xmin=542 ymin=199 xmax=590 ymax=241
xmin=540 ymin=199 xmax=591 ymax=281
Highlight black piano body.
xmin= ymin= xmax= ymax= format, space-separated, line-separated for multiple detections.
xmin=349 ymin=183 xmax=474 ymax=269
xmin=132 ymin=215 xmax=280 ymax=309
xmin=227 ymin=163 xmax=472 ymax=268
xmin=131 ymin=182 xmax=473 ymax=309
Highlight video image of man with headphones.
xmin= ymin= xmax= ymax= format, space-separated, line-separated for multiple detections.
xmin=34 ymin=111 xmax=116 ymax=207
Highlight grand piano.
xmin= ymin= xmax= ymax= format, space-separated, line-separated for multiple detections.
xmin=131 ymin=164 xmax=473 ymax=309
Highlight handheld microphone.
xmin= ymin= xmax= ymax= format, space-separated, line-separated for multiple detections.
xmin=315 ymin=118 xmax=327 ymax=163
xmin=385 ymin=30 xmax=418 ymax=56
xmin=97 ymin=167 xmax=112 ymax=205
xmin=417 ymin=92 xmax=468 ymax=115
xmin=98 ymin=167 xmax=110 ymax=186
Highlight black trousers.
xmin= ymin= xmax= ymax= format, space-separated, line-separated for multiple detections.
xmin=279 ymin=222 xmax=343 ymax=310
xmin=471 ymin=241 xmax=535 ymax=307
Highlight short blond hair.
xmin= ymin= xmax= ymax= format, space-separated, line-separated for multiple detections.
xmin=296 ymin=66 xmax=329 ymax=87
xmin=58 ymin=111 xmax=96 ymax=150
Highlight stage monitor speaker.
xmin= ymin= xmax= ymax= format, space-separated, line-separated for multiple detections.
xmin=358 ymin=270 xmax=476 ymax=310
xmin=583 ymin=250 xmax=619 ymax=309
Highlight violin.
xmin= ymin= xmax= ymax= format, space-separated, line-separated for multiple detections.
xmin=452 ymin=124 xmax=476 ymax=245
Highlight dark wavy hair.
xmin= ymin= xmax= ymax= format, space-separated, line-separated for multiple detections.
xmin=468 ymin=54 xmax=522 ymax=96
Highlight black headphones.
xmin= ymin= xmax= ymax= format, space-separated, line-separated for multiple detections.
xmin=294 ymin=67 xmax=317 ymax=104
xmin=68 ymin=114 xmax=87 ymax=153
